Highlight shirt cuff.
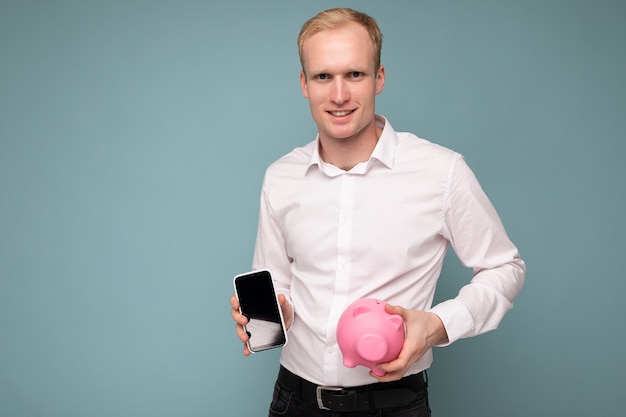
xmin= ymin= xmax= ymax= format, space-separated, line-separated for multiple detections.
xmin=428 ymin=299 xmax=475 ymax=346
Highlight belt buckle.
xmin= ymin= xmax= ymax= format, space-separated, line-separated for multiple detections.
xmin=316 ymin=386 xmax=343 ymax=410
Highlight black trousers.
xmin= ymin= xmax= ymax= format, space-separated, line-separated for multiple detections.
xmin=268 ymin=366 xmax=431 ymax=417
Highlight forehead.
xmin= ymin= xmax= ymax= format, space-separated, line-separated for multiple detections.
xmin=301 ymin=22 xmax=376 ymax=73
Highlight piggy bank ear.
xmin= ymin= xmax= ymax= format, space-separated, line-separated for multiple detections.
xmin=387 ymin=315 xmax=404 ymax=330
xmin=353 ymin=306 xmax=370 ymax=317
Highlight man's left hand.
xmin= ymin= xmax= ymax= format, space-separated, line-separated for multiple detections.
xmin=371 ymin=304 xmax=448 ymax=382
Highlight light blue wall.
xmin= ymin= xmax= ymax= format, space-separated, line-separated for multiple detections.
xmin=1 ymin=1 xmax=624 ymax=416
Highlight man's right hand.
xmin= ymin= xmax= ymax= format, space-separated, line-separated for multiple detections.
xmin=230 ymin=292 xmax=294 ymax=356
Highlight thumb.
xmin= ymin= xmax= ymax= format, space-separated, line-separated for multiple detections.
xmin=385 ymin=302 xmax=405 ymax=317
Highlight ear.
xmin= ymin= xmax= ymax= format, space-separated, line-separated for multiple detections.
xmin=375 ymin=65 xmax=386 ymax=95
xmin=300 ymin=70 xmax=310 ymax=99
xmin=387 ymin=314 xmax=403 ymax=330
xmin=353 ymin=305 xmax=370 ymax=317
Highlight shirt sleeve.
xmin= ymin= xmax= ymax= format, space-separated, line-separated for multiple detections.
xmin=251 ymin=174 xmax=294 ymax=309
xmin=429 ymin=155 xmax=526 ymax=345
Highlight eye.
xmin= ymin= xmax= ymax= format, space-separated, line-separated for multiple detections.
xmin=348 ymin=71 xmax=363 ymax=79
xmin=315 ymin=73 xmax=329 ymax=81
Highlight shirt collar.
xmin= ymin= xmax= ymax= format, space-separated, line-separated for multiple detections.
xmin=306 ymin=115 xmax=397 ymax=175
xmin=370 ymin=115 xmax=395 ymax=169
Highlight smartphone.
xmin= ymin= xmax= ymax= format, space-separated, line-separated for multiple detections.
xmin=233 ymin=269 xmax=287 ymax=353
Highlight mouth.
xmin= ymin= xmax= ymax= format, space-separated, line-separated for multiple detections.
xmin=328 ymin=110 xmax=355 ymax=117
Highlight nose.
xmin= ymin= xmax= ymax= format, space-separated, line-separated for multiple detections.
xmin=330 ymin=79 xmax=350 ymax=105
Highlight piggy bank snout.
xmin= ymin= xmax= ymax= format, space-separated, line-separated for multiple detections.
xmin=357 ymin=333 xmax=388 ymax=361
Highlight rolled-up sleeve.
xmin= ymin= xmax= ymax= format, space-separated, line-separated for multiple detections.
xmin=430 ymin=155 xmax=526 ymax=345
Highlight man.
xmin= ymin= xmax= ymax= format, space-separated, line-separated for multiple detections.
xmin=231 ymin=7 xmax=525 ymax=416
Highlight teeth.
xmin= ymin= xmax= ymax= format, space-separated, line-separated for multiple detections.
xmin=331 ymin=110 xmax=352 ymax=117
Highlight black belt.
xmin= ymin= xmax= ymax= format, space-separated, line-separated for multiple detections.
xmin=277 ymin=365 xmax=426 ymax=412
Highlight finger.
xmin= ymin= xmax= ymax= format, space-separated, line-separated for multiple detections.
xmin=384 ymin=303 xmax=405 ymax=317
xmin=230 ymin=294 xmax=249 ymax=325
xmin=231 ymin=306 xmax=248 ymax=324
xmin=243 ymin=343 xmax=251 ymax=356
xmin=277 ymin=294 xmax=294 ymax=328
xmin=373 ymin=355 xmax=412 ymax=382
xmin=234 ymin=321 xmax=252 ymax=356
xmin=235 ymin=322 xmax=249 ymax=342
xmin=376 ymin=353 xmax=409 ymax=374
xmin=369 ymin=368 xmax=404 ymax=383
xmin=230 ymin=293 xmax=240 ymax=309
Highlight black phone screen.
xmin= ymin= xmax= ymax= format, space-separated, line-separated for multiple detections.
xmin=234 ymin=270 xmax=286 ymax=352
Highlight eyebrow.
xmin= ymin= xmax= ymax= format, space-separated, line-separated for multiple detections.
xmin=308 ymin=65 xmax=371 ymax=76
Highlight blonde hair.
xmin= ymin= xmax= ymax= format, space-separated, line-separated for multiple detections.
xmin=297 ymin=8 xmax=383 ymax=73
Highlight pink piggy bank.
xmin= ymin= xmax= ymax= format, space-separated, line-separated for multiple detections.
xmin=336 ymin=298 xmax=405 ymax=376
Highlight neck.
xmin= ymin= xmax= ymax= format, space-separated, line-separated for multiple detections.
xmin=318 ymin=123 xmax=382 ymax=171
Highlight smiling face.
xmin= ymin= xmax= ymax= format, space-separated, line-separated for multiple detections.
xmin=299 ymin=22 xmax=385 ymax=148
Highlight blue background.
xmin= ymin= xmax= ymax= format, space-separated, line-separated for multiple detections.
xmin=1 ymin=1 xmax=624 ymax=416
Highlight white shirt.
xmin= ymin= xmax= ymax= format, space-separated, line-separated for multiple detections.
xmin=252 ymin=115 xmax=525 ymax=387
